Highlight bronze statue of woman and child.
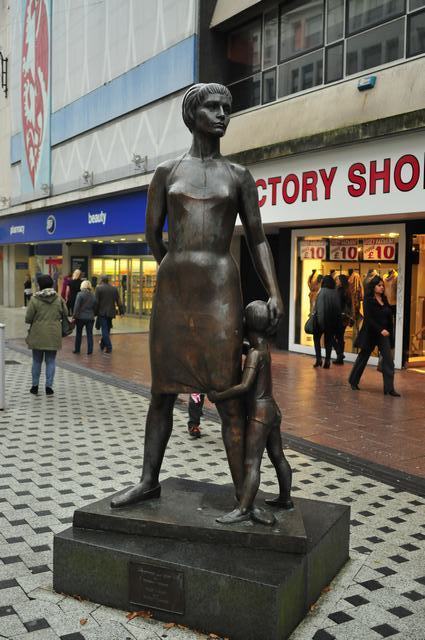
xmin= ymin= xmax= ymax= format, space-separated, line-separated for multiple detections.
xmin=111 ymin=83 xmax=293 ymax=525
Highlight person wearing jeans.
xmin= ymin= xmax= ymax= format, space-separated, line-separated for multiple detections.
xmin=25 ymin=274 xmax=69 ymax=395
xmin=94 ymin=275 xmax=124 ymax=353
xmin=72 ymin=280 xmax=96 ymax=355
xmin=32 ymin=350 xmax=56 ymax=389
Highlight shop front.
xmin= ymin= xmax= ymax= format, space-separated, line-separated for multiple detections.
xmin=248 ymin=130 xmax=425 ymax=368
xmin=0 ymin=190 xmax=154 ymax=314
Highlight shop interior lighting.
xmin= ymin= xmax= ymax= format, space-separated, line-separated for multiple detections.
xmin=337 ymin=235 xmax=345 ymax=238
xmin=137 ymin=238 xmax=143 ymax=241
xmin=389 ymin=233 xmax=399 ymax=237
xmin=120 ymin=238 xmax=126 ymax=241
xmin=82 ymin=240 xmax=87 ymax=243
xmin=110 ymin=240 xmax=115 ymax=243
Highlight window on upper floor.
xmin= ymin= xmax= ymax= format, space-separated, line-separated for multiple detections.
xmin=226 ymin=0 xmax=425 ymax=113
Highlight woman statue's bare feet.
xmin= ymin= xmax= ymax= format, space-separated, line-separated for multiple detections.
xmin=216 ymin=508 xmax=251 ymax=524
xmin=110 ymin=482 xmax=161 ymax=508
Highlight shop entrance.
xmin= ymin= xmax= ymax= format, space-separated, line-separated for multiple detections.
xmin=91 ymin=257 xmax=157 ymax=317
xmin=408 ymin=234 xmax=425 ymax=366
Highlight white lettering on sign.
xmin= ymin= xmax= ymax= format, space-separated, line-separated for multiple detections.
xmin=10 ymin=225 xmax=25 ymax=235
xmin=329 ymin=239 xmax=359 ymax=261
xmin=88 ymin=210 xmax=107 ymax=225
xmin=363 ymin=238 xmax=396 ymax=261
xmin=299 ymin=240 xmax=327 ymax=260
xmin=249 ymin=131 xmax=425 ymax=225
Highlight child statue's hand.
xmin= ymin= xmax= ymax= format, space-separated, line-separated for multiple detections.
xmin=208 ymin=390 xmax=219 ymax=403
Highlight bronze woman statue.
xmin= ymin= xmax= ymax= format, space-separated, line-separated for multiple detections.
xmin=111 ymin=83 xmax=283 ymax=508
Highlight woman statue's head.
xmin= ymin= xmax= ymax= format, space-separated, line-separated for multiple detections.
xmin=182 ymin=83 xmax=232 ymax=135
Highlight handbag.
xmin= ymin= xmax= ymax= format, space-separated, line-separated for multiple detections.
xmin=304 ymin=312 xmax=317 ymax=335
xmin=62 ymin=312 xmax=75 ymax=337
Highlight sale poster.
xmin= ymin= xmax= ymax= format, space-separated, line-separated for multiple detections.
xmin=363 ymin=238 xmax=396 ymax=261
xmin=329 ymin=239 xmax=359 ymax=261
xmin=299 ymin=240 xmax=327 ymax=260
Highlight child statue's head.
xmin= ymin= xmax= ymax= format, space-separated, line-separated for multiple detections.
xmin=245 ymin=300 xmax=269 ymax=333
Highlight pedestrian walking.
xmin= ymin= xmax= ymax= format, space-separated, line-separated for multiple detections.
xmin=95 ymin=275 xmax=124 ymax=353
xmin=25 ymin=274 xmax=69 ymax=396
xmin=187 ymin=393 xmax=205 ymax=438
xmin=349 ymin=276 xmax=400 ymax=396
xmin=66 ymin=269 xmax=82 ymax=314
xmin=333 ymin=274 xmax=353 ymax=364
xmin=312 ymin=275 xmax=343 ymax=369
xmin=72 ymin=280 xmax=96 ymax=355
xmin=23 ymin=273 xmax=32 ymax=306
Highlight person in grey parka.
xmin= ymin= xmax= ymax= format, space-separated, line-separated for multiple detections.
xmin=25 ymin=274 xmax=69 ymax=395
xmin=72 ymin=280 xmax=96 ymax=355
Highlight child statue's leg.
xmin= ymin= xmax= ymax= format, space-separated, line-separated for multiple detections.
xmin=265 ymin=423 xmax=294 ymax=509
xmin=216 ymin=419 xmax=275 ymax=526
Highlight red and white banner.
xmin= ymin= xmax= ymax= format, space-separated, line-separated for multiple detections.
xmin=299 ymin=240 xmax=327 ymax=260
xmin=250 ymin=131 xmax=425 ymax=225
xmin=329 ymin=239 xmax=359 ymax=261
xmin=363 ymin=238 xmax=396 ymax=261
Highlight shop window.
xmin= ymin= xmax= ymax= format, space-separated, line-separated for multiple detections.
xmin=347 ymin=0 xmax=406 ymax=35
xmin=409 ymin=235 xmax=425 ymax=363
xmin=278 ymin=48 xmax=323 ymax=97
xmin=229 ymin=73 xmax=261 ymax=112
xmin=346 ymin=17 xmax=404 ymax=74
xmin=263 ymin=9 xmax=278 ymax=68
xmin=279 ymin=1 xmax=324 ymax=62
xmin=410 ymin=0 xmax=425 ymax=9
xmin=227 ymin=19 xmax=262 ymax=83
xmin=325 ymin=42 xmax=344 ymax=82
xmin=408 ymin=9 xmax=425 ymax=55
xmin=262 ymin=68 xmax=277 ymax=103
xmin=294 ymin=234 xmax=399 ymax=357
xmin=327 ymin=0 xmax=344 ymax=43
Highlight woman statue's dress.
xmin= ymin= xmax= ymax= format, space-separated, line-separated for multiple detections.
xmin=150 ymin=154 xmax=243 ymax=394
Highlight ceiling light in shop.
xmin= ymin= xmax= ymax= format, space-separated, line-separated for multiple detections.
xmin=337 ymin=235 xmax=344 ymax=238
xmin=389 ymin=233 xmax=399 ymax=238
xmin=82 ymin=240 xmax=87 ymax=243
xmin=380 ymin=233 xmax=387 ymax=237
xmin=120 ymin=238 xmax=126 ymax=241
xmin=137 ymin=238 xmax=142 ymax=242
xmin=110 ymin=240 xmax=115 ymax=243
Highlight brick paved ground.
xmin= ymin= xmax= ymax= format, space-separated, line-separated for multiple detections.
xmin=1 ymin=348 xmax=425 ymax=639
xmin=12 ymin=329 xmax=424 ymax=481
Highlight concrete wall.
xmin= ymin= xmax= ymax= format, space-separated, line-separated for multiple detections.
xmin=222 ymin=57 xmax=425 ymax=157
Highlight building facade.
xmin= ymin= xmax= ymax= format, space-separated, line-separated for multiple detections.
xmin=1 ymin=0 xmax=425 ymax=368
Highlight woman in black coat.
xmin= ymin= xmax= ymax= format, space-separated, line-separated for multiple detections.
xmin=348 ymin=275 xmax=400 ymax=396
xmin=313 ymin=275 xmax=343 ymax=369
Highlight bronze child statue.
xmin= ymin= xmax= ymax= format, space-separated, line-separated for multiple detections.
xmin=209 ymin=301 xmax=293 ymax=525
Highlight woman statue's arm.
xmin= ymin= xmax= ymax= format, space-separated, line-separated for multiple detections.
xmin=238 ymin=167 xmax=284 ymax=329
xmin=146 ymin=163 xmax=171 ymax=264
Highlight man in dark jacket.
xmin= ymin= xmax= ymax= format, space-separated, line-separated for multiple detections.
xmin=95 ymin=276 xmax=124 ymax=353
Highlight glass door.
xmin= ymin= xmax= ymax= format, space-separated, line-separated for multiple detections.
xmin=128 ymin=258 xmax=142 ymax=315
xmin=141 ymin=260 xmax=157 ymax=315
xmin=409 ymin=234 xmax=425 ymax=365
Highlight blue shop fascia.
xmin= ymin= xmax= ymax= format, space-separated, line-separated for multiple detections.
xmin=0 ymin=189 xmax=162 ymax=316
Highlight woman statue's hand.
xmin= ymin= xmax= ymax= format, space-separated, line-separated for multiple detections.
xmin=267 ymin=296 xmax=284 ymax=332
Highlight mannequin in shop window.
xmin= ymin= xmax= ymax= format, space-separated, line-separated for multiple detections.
xmin=384 ymin=269 xmax=398 ymax=320
xmin=348 ymin=268 xmax=363 ymax=341
xmin=308 ymin=269 xmax=322 ymax=312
